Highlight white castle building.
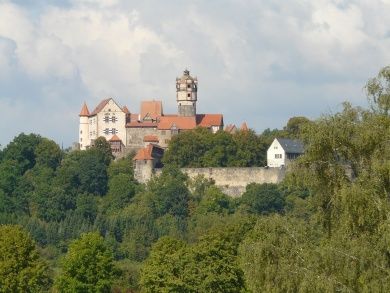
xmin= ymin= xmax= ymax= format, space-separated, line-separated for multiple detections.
xmin=78 ymin=70 xmax=224 ymax=153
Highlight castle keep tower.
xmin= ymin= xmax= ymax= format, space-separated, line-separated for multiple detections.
xmin=176 ymin=69 xmax=197 ymax=116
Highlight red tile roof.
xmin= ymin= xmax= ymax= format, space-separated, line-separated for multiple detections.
xmin=90 ymin=98 xmax=110 ymax=116
xmin=109 ymin=134 xmax=122 ymax=142
xmin=143 ymin=135 xmax=159 ymax=142
xmin=157 ymin=116 xmax=197 ymax=130
xmin=225 ymin=124 xmax=237 ymax=133
xmin=133 ymin=144 xmax=154 ymax=160
xmin=122 ymin=106 xmax=130 ymax=114
xmin=196 ymin=114 xmax=224 ymax=127
xmin=240 ymin=122 xmax=249 ymax=131
xmin=79 ymin=102 xmax=90 ymax=117
xmin=127 ymin=121 xmax=158 ymax=128
xmin=141 ymin=101 xmax=163 ymax=120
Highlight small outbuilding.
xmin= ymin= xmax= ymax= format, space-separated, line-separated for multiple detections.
xmin=267 ymin=138 xmax=304 ymax=167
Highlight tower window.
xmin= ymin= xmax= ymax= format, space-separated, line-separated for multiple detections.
xmin=187 ymin=84 xmax=191 ymax=88
xmin=187 ymin=93 xmax=191 ymax=97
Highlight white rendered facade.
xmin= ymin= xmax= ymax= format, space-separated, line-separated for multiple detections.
xmin=267 ymin=139 xmax=286 ymax=167
xmin=79 ymin=98 xmax=126 ymax=150
xmin=79 ymin=115 xmax=90 ymax=150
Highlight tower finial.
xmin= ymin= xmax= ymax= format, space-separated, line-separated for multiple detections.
xmin=184 ymin=68 xmax=190 ymax=76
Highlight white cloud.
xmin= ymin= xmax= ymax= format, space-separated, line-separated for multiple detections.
xmin=0 ymin=0 xmax=389 ymax=146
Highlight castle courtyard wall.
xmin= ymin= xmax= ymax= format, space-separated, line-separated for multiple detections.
xmin=154 ymin=167 xmax=286 ymax=197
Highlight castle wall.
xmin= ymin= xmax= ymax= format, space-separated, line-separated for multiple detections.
xmin=126 ymin=128 xmax=173 ymax=149
xmin=134 ymin=160 xmax=155 ymax=184
xmin=126 ymin=127 xmax=159 ymax=149
xmin=154 ymin=167 xmax=286 ymax=197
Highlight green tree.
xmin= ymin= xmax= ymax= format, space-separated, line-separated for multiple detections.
xmin=107 ymin=155 xmax=134 ymax=178
xmin=140 ymin=221 xmax=252 ymax=293
xmin=365 ymin=65 xmax=390 ymax=115
xmin=195 ymin=185 xmax=234 ymax=215
xmin=240 ymin=183 xmax=285 ymax=215
xmin=147 ymin=166 xmax=190 ymax=218
xmin=106 ymin=174 xmax=137 ymax=211
xmin=92 ymin=136 xmax=114 ymax=165
xmin=0 ymin=225 xmax=51 ymax=292
xmin=56 ymin=232 xmax=118 ymax=292
xmin=285 ymin=116 xmax=311 ymax=138
xmin=34 ymin=138 xmax=63 ymax=169
xmin=140 ymin=237 xmax=190 ymax=292
xmin=1 ymin=133 xmax=42 ymax=173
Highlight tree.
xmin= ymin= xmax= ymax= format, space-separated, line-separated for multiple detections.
xmin=92 ymin=136 xmax=114 ymax=165
xmin=147 ymin=166 xmax=190 ymax=218
xmin=285 ymin=116 xmax=311 ymax=138
xmin=107 ymin=155 xmax=134 ymax=178
xmin=195 ymin=185 xmax=234 ymax=215
xmin=0 ymin=225 xmax=51 ymax=292
xmin=106 ymin=174 xmax=137 ymax=211
xmin=240 ymin=183 xmax=285 ymax=214
xmin=1 ymin=133 xmax=42 ymax=174
xmin=139 ymin=237 xmax=190 ymax=292
xmin=140 ymin=220 xmax=253 ymax=293
xmin=365 ymin=65 xmax=390 ymax=115
xmin=34 ymin=138 xmax=63 ymax=170
xmin=56 ymin=232 xmax=118 ymax=292
xmin=239 ymin=215 xmax=318 ymax=292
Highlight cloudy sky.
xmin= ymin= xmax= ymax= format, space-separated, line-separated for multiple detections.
xmin=0 ymin=0 xmax=389 ymax=147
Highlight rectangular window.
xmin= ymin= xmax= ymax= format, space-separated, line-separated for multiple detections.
xmin=275 ymin=154 xmax=282 ymax=159
xmin=104 ymin=128 xmax=110 ymax=135
xmin=187 ymin=93 xmax=191 ymax=97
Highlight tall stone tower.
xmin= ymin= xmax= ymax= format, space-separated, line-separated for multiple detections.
xmin=79 ymin=102 xmax=90 ymax=150
xmin=176 ymin=69 xmax=197 ymax=116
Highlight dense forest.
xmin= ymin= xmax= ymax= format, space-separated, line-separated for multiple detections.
xmin=0 ymin=67 xmax=389 ymax=292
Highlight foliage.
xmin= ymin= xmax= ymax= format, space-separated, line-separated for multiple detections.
xmin=55 ymin=232 xmax=118 ymax=292
xmin=365 ymin=65 xmax=390 ymax=115
xmin=140 ymin=220 xmax=253 ymax=293
xmin=163 ymin=127 xmax=268 ymax=167
xmin=240 ymin=183 xmax=285 ymax=215
xmin=0 ymin=225 xmax=51 ymax=292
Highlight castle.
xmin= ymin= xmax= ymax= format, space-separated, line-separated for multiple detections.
xmin=78 ymin=70 xmax=224 ymax=153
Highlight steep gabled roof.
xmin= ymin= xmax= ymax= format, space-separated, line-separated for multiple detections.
xmin=196 ymin=114 xmax=223 ymax=128
xmin=133 ymin=144 xmax=154 ymax=160
xmin=90 ymin=98 xmax=111 ymax=116
xmin=157 ymin=116 xmax=197 ymax=130
xmin=276 ymin=138 xmax=304 ymax=154
xmin=122 ymin=106 xmax=130 ymax=114
xmin=79 ymin=102 xmax=90 ymax=117
xmin=240 ymin=122 xmax=248 ymax=131
xmin=141 ymin=101 xmax=163 ymax=120
xmin=109 ymin=134 xmax=122 ymax=142
xmin=225 ymin=124 xmax=237 ymax=133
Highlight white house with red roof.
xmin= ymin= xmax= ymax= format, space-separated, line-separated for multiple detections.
xmin=78 ymin=70 xmax=224 ymax=152
xmin=78 ymin=98 xmax=128 ymax=150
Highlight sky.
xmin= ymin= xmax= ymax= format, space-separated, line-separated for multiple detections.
xmin=0 ymin=0 xmax=389 ymax=148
